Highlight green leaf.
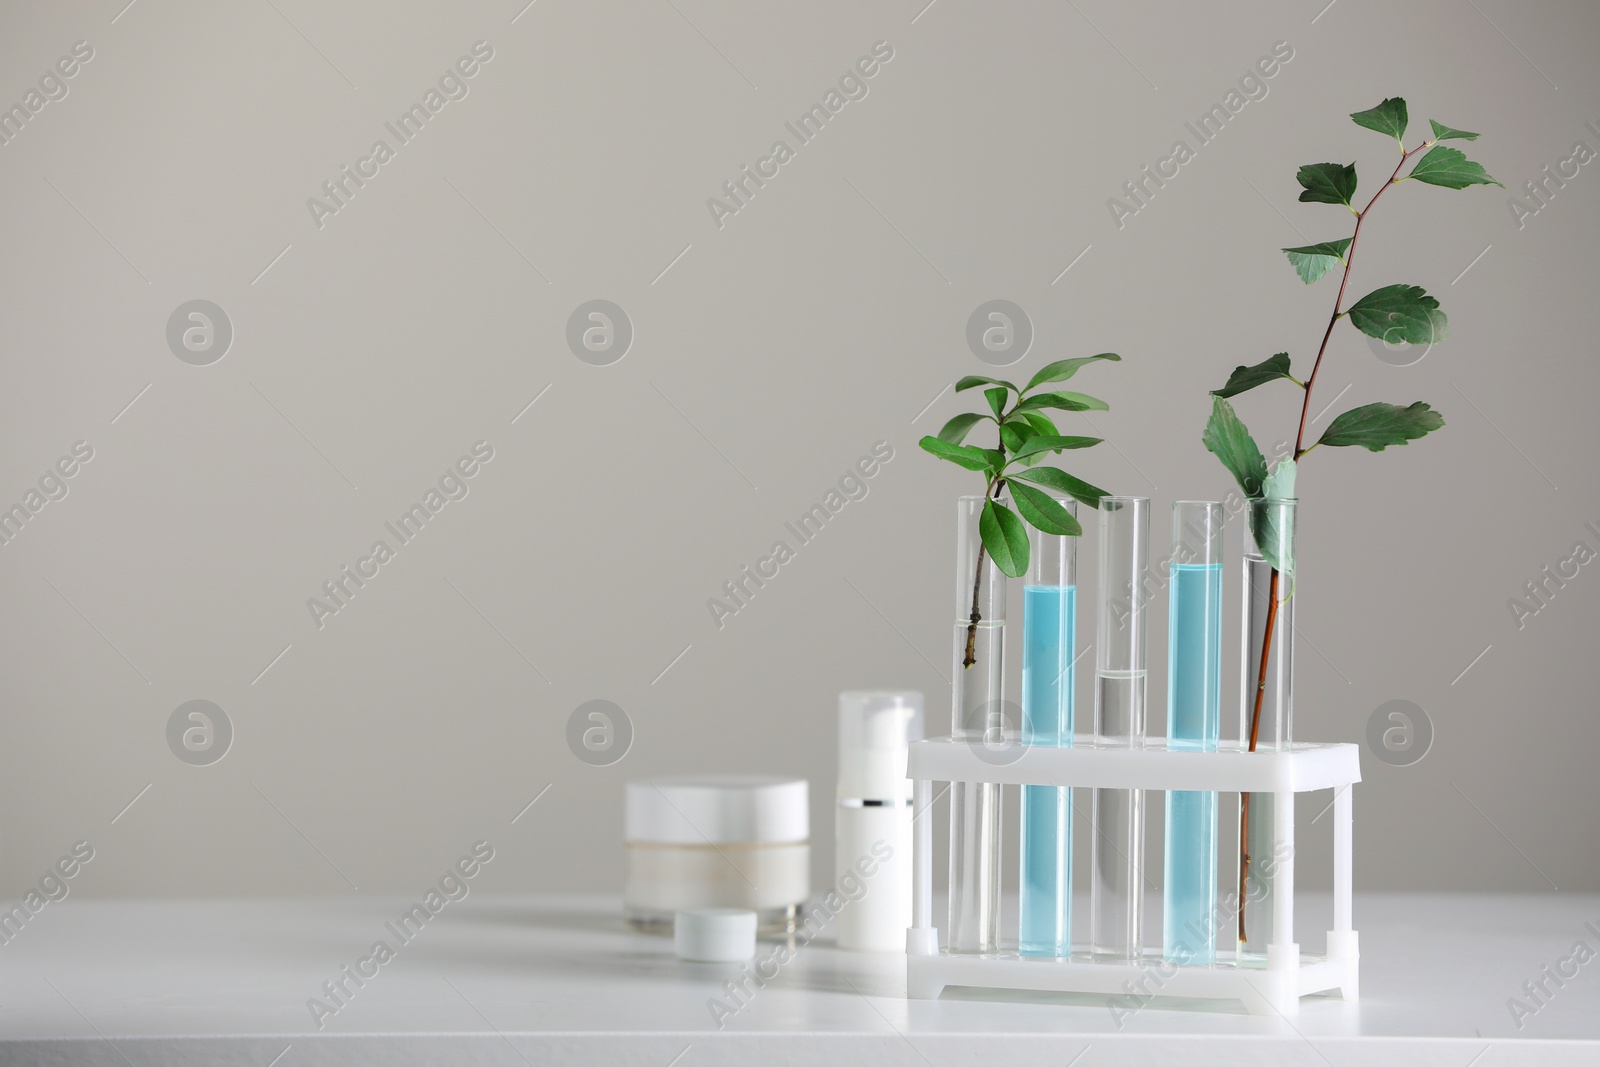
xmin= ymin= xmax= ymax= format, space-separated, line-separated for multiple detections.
xmin=1250 ymin=458 xmax=1298 ymax=576
xmin=1013 ymin=413 xmax=1061 ymax=464
xmin=1016 ymin=390 xmax=1109 ymax=413
xmin=1428 ymin=119 xmax=1480 ymax=142
xmin=998 ymin=420 xmax=1036 ymax=454
xmin=1008 ymin=466 xmax=1108 ymax=509
xmin=984 ymin=387 xmax=1007 ymax=417
xmin=1262 ymin=455 xmax=1296 ymax=502
xmin=1009 ymin=434 xmax=1103 ymax=462
xmin=1350 ymin=97 xmax=1408 ymax=145
xmin=1020 ymin=412 xmax=1059 ymax=438
xmin=1011 ymin=482 xmax=1084 ymax=537
xmin=1212 ymin=353 xmax=1298 ymax=399
xmin=1296 ymin=162 xmax=1358 ymax=207
xmin=980 ymin=498 xmax=1030 ymax=578
xmin=1317 ymin=401 xmax=1444 ymax=451
xmin=935 ymin=412 xmax=987 ymax=445
xmin=1201 ymin=396 xmax=1268 ymax=498
xmin=955 ymin=375 xmax=1018 ymax=393
xmin=919 ymin=435 xmax=994 ymax=472
xmin=1346 ymin=284 xmax=1449 ymax=345
xmin=1248 ymin=497 xmax=1295 ymax=578
xmin=1023 ymin=353 xmax=1120 ymax=392
xmin=1282 ymin=238 xmax=1353 ymax=285
xmin=1406 ymin=145 xmax=1502 ymax=189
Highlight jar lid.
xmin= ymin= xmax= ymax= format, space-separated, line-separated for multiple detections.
xmin=674 ymin=908 xmax=757 ymax=962
xmin=626 ymin=774 xmax=808 ymax=845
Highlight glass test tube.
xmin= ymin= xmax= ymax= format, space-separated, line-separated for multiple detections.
xmin=948 ymin=495 xmax=1005 ymax=954
xmin=1163 ymin=501 xmax=1224 ymax=964
xmin=1019 ymin=497 xmax=1077 ymax=957
xmin=1090 ymin=496 xmax=1149 ymax=959
xmin=1237 ymin=497 xmax=1296 ymax=961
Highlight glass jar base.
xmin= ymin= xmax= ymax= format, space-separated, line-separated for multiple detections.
xmin=625 ymin=903 xmax=805 ymax=938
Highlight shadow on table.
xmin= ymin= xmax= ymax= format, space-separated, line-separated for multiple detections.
xmin=436 ymin=902 xmax=911 ymax=996
xmin=453 ymin=899 xmax=627 ymax=936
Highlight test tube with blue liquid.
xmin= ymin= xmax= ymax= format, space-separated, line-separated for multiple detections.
xmin=1019 ymin=496 xmax=1077 ymax=957
xmin=1163 ymin=501 xmax=1224 ymax=964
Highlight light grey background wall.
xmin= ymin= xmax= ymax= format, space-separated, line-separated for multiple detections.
xmin=1 ymin=0 xmax=1595 ymax=902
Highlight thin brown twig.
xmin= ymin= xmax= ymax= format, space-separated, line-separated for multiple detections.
xmin=962 ymin=470 xmax=1007 ymax=668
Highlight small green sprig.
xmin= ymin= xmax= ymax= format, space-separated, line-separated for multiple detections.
xmin=921 ymin=354 xmax=1119 ymax=668
xmin=921 ymin=354 xmax=1119 ymax=577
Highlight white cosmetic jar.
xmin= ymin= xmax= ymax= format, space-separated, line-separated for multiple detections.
xmin=624 ymin=774 xmax=809 ymax=935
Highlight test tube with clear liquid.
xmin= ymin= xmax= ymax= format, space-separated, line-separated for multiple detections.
xmin=1237 ymin=497 xmax=1296 ymax=963
xmin=1090 ymin=496 xmax=1149 ymax=959
xmin=947 ymin=495 xmax=1005 ymax=954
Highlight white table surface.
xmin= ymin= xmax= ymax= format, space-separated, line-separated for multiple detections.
xmin=1 ymin=892 xmax=1596 ymax=1065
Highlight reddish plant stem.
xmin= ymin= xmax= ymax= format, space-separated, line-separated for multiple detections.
xmin=1236 ymin=568 xmax=1280 ymax=942
xmin=1238 ymin=136 xmax=1432 ymax=944
xmin=1293 ymin=140 xmax=1429 ymax=459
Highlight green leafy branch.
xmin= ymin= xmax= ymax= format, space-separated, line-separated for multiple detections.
xmin=1202 ymin=97 xmax=1498 ymax=941
xmin=1205 ymin=98 xmax=1496 ymax=555
xmin=920 ymin=354 xmax=1119 ymax=666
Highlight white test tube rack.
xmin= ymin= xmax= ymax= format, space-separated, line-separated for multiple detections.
xmin=905 ymin=738 xmax=1360 ymax=1016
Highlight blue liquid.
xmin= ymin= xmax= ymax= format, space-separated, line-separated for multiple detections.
xmin=1020 ymin=584 xmax=1074 ymax=957
xmin=1164 ymin=563 xmax=1222 ymax=964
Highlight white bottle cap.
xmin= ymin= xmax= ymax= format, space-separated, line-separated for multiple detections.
xmin=626 ymin=775 xmax=808 ymax=845
xmin=674 ymin=908 xmax=757 ymax=962
xmin=837 ymin=691 xmax=924 ymax=801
